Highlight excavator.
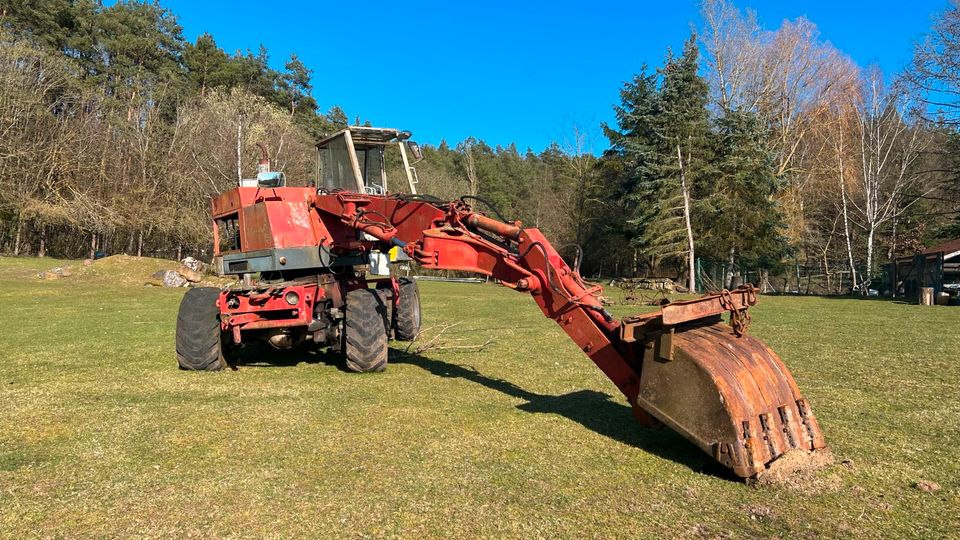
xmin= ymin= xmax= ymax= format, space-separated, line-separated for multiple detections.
xmin=176 ymin=126 xmax=828 ymax=479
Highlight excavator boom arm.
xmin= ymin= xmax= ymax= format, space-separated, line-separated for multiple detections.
xmin=314 ymin=192 xmax=828 ymax=478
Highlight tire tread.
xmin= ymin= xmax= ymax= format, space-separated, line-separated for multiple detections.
xmin=344 ymin=288 xmax=389 ymax=372
xmin=175 ymin=287 xmax=226 ymax=371
xmin=394 ymin=278 xmax=421 ymax=341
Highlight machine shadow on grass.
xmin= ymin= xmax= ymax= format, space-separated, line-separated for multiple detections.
xmin=229 ymin=342 xmax=348 ymax=370
xmin=230 ymin=343 xmax=732 ymax=479
xmin=391 ymin=349 xmax=736 ymax=480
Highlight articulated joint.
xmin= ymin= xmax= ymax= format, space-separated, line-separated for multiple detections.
xmin=502 ymin=276 xmax=540 ymax=293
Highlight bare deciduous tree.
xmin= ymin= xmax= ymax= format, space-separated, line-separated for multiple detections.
xmin=851 ymin=71 xmax=929 ymax=290
xmin=905 ymin=3 xmax=960 ymax=125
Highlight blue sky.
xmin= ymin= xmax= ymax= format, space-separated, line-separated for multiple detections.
xmin=155 ymin=0 xmax=948 ymax=152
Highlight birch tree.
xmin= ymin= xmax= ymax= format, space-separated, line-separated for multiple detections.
xmin=602 ymin=35 xmax=711 ymax=288
xmin=851 ymin=71 xmax=928 ymax=290
xmin=837 ymin=113 xmax=859 ymax=289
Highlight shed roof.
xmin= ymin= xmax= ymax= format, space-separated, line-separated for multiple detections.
xmin=921 ymin=238 xmax=960 ymax=258
xmin=894 ymin=238 xmax=960 ymax=264
xmin=896 ymin=238 xmax=960 ymax=263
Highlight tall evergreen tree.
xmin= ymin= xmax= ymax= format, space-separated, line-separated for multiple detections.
xmin=0 ymin=0 xmax=99 ymax=69
xmin=602 ymin=33 xmax=711 ymax=287
xmin=650 ymin=34 xmax=711 ymax=291
xmin=95 ymin=1 xmax=186 ymax=89
xmin=602 ymin=68 xmax=661 ymax=250
xmin=278 ymin=53 xmax=325 ymax=137
xmin=183 ymin=33 xmax=229 ymax=96
xmin=325 ymin=105 xmax=348 ymax=129
xmin=279 ymin=54 xmax=315 ymax=115
xmin=704 ymin=109 xmax=786 ymax=286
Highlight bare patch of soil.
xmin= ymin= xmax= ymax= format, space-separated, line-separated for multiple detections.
xmin=752 ymin=448 xmax=838 ymax=493
xmin=742 ymin=503 xmax=774 ymax=522
xmin=914 ymin=480 xmax=941 ymax=493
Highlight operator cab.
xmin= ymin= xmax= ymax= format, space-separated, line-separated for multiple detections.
xmin=316 ymin=126 xmax=423 ymax=195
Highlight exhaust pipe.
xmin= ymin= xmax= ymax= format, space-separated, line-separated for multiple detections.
xmin=256 ymin=142 xmax=270 ymax=174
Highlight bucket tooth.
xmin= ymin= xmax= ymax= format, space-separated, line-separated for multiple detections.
xmin=630 ymin=321 xmax=828 ymax=478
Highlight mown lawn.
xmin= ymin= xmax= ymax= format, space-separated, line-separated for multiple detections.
xmin=0 ymin=256 xmax=957 ymax=538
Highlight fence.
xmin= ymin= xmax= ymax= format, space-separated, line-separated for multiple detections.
xmin=694 ymin=258 xmax=873 ymax=295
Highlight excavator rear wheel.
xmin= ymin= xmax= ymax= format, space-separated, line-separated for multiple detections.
xmin=394 ymin=277 xmax=421 ymax=341
xmin=344 ymin=288 xmax=389 ymax=372
xmin=175 ymin=287 xmax=227 ymax=371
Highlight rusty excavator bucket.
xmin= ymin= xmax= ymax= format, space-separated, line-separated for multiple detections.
xmin=619 ymin=288 xmax=828 ymax=478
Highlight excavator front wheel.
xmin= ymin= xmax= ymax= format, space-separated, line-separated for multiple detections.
xmin=394 ymin=277 xmax=421 ymax=341
xmin=175 ymin=287 xmax=227 ymax=371
xmin=343 ymin=288 xmax=389 ymax=372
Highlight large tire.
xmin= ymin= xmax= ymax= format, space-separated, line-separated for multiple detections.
xmin=176 ymin=287 xmax=226 ymax=371
xmin=344 ymin=288 xmax=389 ymax=372
xmin=394 ymin=277 xmax=421 ymax=341
xmin=375 ymin=287 xmax=393 ymax=337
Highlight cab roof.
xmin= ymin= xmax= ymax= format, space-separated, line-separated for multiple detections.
xmin=315 ymin=126 xmax=411 ymax=147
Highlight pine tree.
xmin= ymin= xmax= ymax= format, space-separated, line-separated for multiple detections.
xmin=95 ymin=2 xmax=186 ymax=87
xmin=704 ymin=109 xmax=786 ymax=286
xmin=650 ymin=34 xmax=711 ymax=291
xmin=325 ymin=105 xmax=348 ymax=129
xmin=279 ymin=54 xmax=316 ymax=116
xmin=601 ymin=68 xmax=661 ymax=274
xmin=602 ymin=33 xmax=711 ymax=287
xmin=0 ymin=0 xmax=99 ymax=69
xmin=184 ymin=33 xmax=229 ymax=96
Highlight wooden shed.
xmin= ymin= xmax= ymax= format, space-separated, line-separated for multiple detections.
xmin=889 ymin=238 xmax=960 ymax=302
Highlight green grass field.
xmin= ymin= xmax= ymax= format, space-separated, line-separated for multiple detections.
xmin=1 ymin=256 xmax=958 ymax=538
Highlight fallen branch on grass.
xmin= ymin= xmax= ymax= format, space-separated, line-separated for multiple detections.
xmin=403 ymin=322 xmax=495 ymax=354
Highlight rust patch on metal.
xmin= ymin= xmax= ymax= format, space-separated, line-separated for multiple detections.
xmin=620 ymin=286 xmax=757 ymax=343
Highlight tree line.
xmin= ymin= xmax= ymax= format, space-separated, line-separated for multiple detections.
xmin=1 ymin=0 xmax=959 ymax=293
xmin=0 ymin=0 xmax=344 ymax=260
